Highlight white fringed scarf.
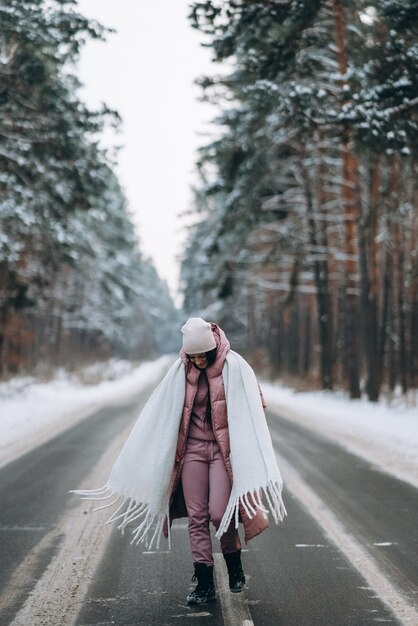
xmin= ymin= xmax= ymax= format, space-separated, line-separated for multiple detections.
xmin=71 ymin=351 xmax=287 ymax=550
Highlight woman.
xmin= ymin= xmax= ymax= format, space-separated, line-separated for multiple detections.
xmin=169 ymin=317 xmax=270 ymax=603
xmin=72 ymin=317 xmax=286 ymax=605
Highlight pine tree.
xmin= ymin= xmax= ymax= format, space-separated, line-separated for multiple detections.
xmin=0 ymin=1 xmax=178 ymax=375
xmin=183 ymin=0 xmax=418 ymax=398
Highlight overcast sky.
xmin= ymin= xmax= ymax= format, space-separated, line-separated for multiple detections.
xmin=77 ymin=0 xmax=216 ymax=303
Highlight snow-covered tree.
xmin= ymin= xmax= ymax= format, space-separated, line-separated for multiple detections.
xmin=0 ymin=1 xmax=178 ymax=375
xmin=182 ymin=0 xmax=418 ymax=399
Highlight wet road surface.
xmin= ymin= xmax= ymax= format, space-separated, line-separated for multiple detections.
xmin=1 ymin=383 xmax=417 ymax=625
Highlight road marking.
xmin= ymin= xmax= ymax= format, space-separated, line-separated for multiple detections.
xmin=213 ymin=553 xmax=254 ymax=626
xmin=7 ymin=421 xmax=133 ymax=626
xmin=0 ymin=525 xmax=49 ymax=531
xmin=276 ymin=452 xmax=418 ymax=625
xmin=0 ymin=525 xmax=62 ymax=615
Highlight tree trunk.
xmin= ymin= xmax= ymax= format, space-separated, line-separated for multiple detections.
xmin=359 ymin=160 xmax=381 ymax=401
xmin=333 ymin=0 xmax=361 ymax=398
xmin=301 ymin=159 xmax=334 ymax=389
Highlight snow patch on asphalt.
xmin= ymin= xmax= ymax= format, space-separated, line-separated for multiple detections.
xmin=262 ymin=382 xmax=418 ymax=489
xmin=276 ymin=452 xmax=418 ymax=625
xmin=7 ymin=421 xmax=132 ymax=626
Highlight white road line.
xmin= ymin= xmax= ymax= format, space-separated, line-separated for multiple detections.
xmin=8 ymin=421 xmax=133 ymax=626
xmin=0 ymin=525 xmax=61 ymax=614
xmin=276 ymin=452 xmax=418 ymax=625
xmin=213 ymin=553 xmax=254 ymax=626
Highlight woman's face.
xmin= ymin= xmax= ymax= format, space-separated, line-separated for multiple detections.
xmin=189 ymin=352 xmax=208 ymax=369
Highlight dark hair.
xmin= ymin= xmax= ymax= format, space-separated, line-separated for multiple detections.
xmin=188 ymin=347 xmax=217 ymax=366
xmin=205 ymin=347 xmax=217 ymax=366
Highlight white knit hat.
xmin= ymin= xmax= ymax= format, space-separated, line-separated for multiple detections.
xmin=181 ymin=317 xmax=216 ymax=354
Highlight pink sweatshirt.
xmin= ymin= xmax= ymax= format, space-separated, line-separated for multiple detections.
xmin=188 ymin=369 xmax=216 ymax=441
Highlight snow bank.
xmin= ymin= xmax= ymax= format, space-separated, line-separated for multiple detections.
xmin=262 ymin=382 xmax=418 ymax=489
xmin=0 ymin=356 xmax=174 ymax=469
xmin=2 ymin=359 xmax=416 ymax=489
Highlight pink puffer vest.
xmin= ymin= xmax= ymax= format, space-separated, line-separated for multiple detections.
xmin=163 ymin=323 xmax=268 ymax=543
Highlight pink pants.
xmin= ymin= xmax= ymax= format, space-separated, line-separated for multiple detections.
xmin=181 ymin=437 xmax=241 ymax=565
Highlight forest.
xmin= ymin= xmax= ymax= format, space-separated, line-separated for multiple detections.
xmin=181 ymin=0 xmax=418 ymax=401
xmin=0 ymin=0 xmax=178 ymax=378
xmin=1 ymin=1 xmax=417 ymax=403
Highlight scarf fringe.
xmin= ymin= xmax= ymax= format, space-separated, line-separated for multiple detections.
xmin=69 ymin=486 xmax=166 ymax=551
xmin=71 ymin=478 xmax=287 ymax=548
xmin=215 ymin=479 xmax=287 ymax=539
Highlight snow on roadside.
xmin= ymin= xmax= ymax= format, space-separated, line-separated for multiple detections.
xmin=2 ymin=358 xmax=416 ymax=489
xmin=0 ymin=355 xmax=174 ymax=469
xmin=262 ymin=382 xmax=418 ymax=489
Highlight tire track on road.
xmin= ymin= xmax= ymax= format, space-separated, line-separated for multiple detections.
xmin=6 ymin=420 xmax=132 ymax=626
xmin=0 ymin=370 xmax=167 ymax=626
xmin=269 ymin=419 xmax=418 ymax=625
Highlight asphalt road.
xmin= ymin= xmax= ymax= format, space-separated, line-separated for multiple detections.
xmin=0 ymin=383 xmax=417 ymax=625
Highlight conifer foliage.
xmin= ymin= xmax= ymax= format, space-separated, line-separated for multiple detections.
xmin=182 ymin=0 xmax=418 ymax=400
xmin=0 ymin=0 xmax=177 ymax=376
